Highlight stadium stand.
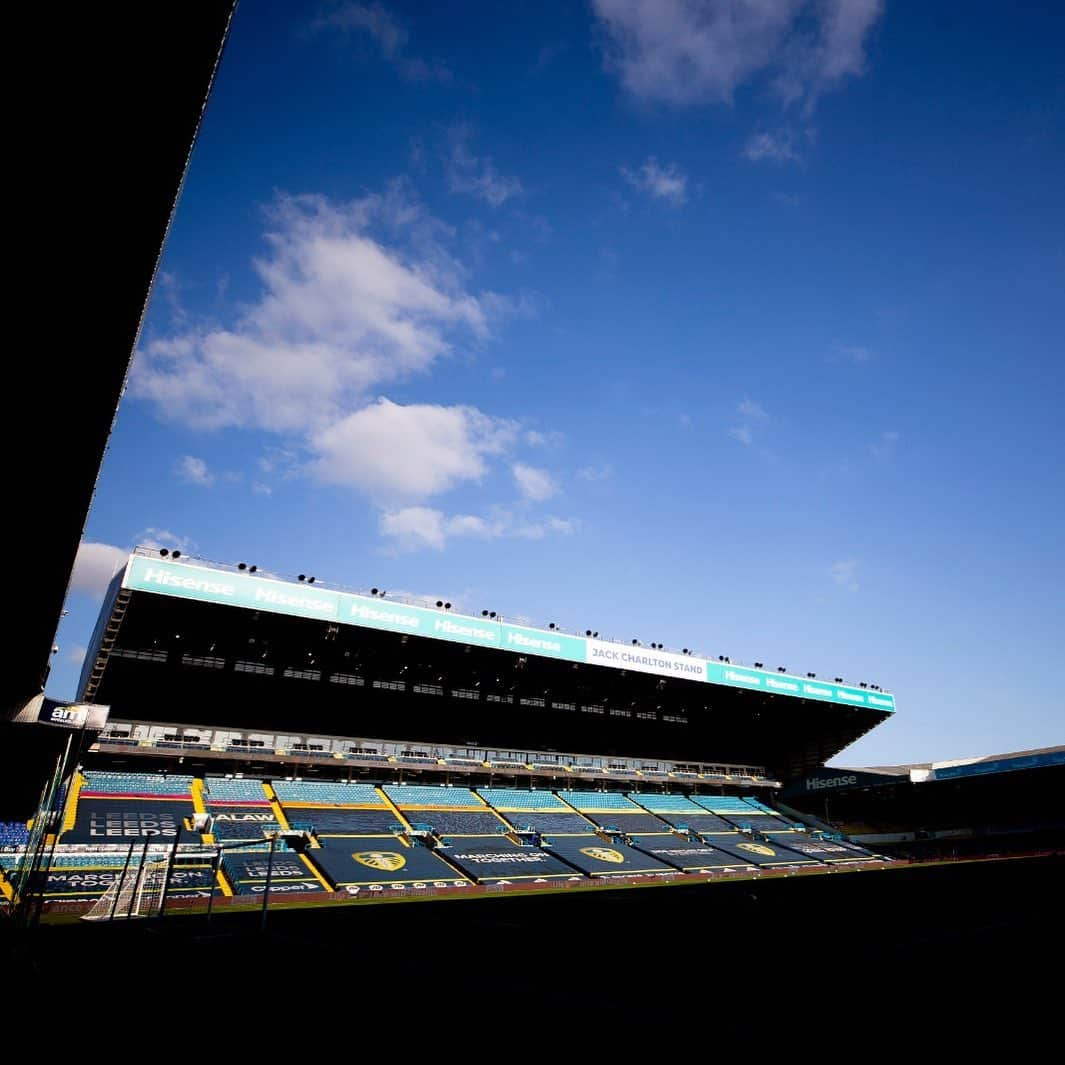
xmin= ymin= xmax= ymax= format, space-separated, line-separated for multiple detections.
xmin=222 ymin=851 xmax=325 ymax=896
xmin=0 ymin=821 xmax=28 ymax=849
xmin=202 ymin=776 xmax=269 ymax=804
xmin=476 ymin=788 xmax=570 ymax=811
xmin=308 ymin=837 xmax=471 ymax=889
xmin=80 ymin=770 xmax=193 ymax=798
xmin=271 ymin=780 xmax=383 ymax=805
xmin=542 ymin=835 xmax=676 ymax=877
xmin=208 ymin=806 xmax=282 ymax=842
xmin=383 ymin=784 xmax=488 ymax=807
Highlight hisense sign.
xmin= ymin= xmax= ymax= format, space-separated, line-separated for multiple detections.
xmin=122 ymin=555 xmax=895 ymax=714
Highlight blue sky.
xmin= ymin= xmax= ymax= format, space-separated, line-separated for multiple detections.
xmin=53 ymin=0 xmax=1064 ymax=767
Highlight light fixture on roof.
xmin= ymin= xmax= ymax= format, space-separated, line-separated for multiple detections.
xmin=632 ymin=639 xmax=640 ymax=646
xmin=171 ymin=550 xmax=181 ymax=559
xmin=859 ymin=682 xmax=868 ymax=688
xmin=683 ymin=649 xmax=690 ymax=655
xmin=585 ymin=629 xmax=599 ymax=638
xmin=548 ymin=623 xmax=557 ymax=630
xmin=777 ymin=666 xmax=786 ymax=672
xmin=159 ymin=548 xmax=169 ymax=557
xmin=806 ymin=672 xmax=816 ymax=679
xmin=754 ymin=662 xmax=764 ymax=669
xmin=298 ymin=574 xmax=306 ymax=582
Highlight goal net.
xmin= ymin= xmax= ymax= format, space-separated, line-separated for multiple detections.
xmin=81 ymin=857 xmax=171 ymax=921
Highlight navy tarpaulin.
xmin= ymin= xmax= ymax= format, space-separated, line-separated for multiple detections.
xmin=634 ymin=837 xmax=756 ymax=871
xmin=287 ymin=808 xmax=398 ymax=835
xmin=307 ymin=837 xmax=469 ymax=888
xmin=659 ymin=813 xmax=737 ymax=833
xmin=209 ymin=806 xmax=279 ymax=840
xmin=543 ymin=834 xmax=675 ymax=877
xmin=703 ymin=836 xmax=818 ymax=866
xmin=724 ymin=814 xmax=791 ymax=832
xmin=223 ymin=851 xmax=321 ymax=895
xmin=62 ymin=799 xmax=194 ymax=843
xmin=584 ymin=813 xmax=670 ymax=834
xmin=498 ymin=812 xmax=594 ymax=834
xmin=42 ymin=864 xmax=215 ymax=900
xmin=439 ymin=839 xmax=578 ymax=883
xmin=772 ymin=835 xmax=873 ymax=861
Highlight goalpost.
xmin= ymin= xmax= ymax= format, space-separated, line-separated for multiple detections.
xmin=81 ymin=856 xmax=172 ymax=921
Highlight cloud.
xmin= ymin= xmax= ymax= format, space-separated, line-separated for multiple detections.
xmin=620 ymin=157 xmax=688 ymax=205
xmin=135 ymin=528 xmax=193 ymax=553
xmin=577 ymin=463 xmax=614 ymax=482
xmin=830 ymin=558 xmax=860 ymax=592
xmin=313 ymin=2 xmax=452 ymax=83
xmin=310 ymin=397 xmax=517 ymax=502
xmin=869 ymin=430 xmax=900 ymax=461
xmin=737 ymin=398 xmax=768 ymax=420
xmin=744 ymin=128 xmax=804 ymax=164
xmin=446 ymin=126 xmax=523 ymax=207
xmin=70 ymin=542 xmax=129 ymax=597
xmin=380 ymin=506 xmax=578 ymax=551
xmin=512 ymin=463 xmax=557 ymax=502
xmin=133 ymin=189 xmax=492 ymax=434
xmin=66 ymin=645 xmax=87 ymax=666
xmin=176 ymin=455 xmax=215 ymax=487
xmin=730 ymin=397 xmax=768 ymax=445
xmin=593 ymin=0 xmax=883 ymax=113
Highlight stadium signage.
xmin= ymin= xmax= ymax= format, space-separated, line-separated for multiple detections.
xmin=122 ymin=556 xmax=894 ymax=714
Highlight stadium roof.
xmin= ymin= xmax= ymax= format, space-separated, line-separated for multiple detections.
xmin=78 ymin=550 xmax=896 ymax=779
xmin=842 ymin=745 xmax=1065 ymax=782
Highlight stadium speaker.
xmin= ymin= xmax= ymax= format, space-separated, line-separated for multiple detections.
xmin=238 ymin=562 xmax=247 ymax=570
xmin=298 ymin=574 xmax=306 ymax=581
xmin=249 ymin=565 xmax=257 ymax=573
xmin=172 ymin=550 xmax=181 ymax=559
xmin=159 ymin=548 xmax=169 ymax=557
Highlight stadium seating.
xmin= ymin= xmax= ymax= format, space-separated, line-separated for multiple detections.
xmin=80 ymin=770 xmax=194 ymax=798
xmin=382 ymin=784 xmax=486 ymax=808
xmin=693 ymin=795 xmax=756 ymax=814
xmin=407 ymin=811 xmax=508 ymax=834
xmin=496 ymin=812 xmax=595 ymax=834
xmin=209 ymin=806 xmax=282 ymax=841
xmin=290 ymin=809 xmax=400 ymax=835
xmin=476 ymin=788 xmax=569 ymax=811
xmin=270 ymin=780 xmax=382 ymax=805
xmin=0 ymin=822 xmax=29 ymax=849
xmin=203 ymin=776 xmax=269 ymax=803
xmin=556 ymin=790 xmax=642 ymax=811
xmin=629 ymin=793 xmax=706 ymax=814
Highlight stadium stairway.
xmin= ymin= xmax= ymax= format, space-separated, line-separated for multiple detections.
xmin=262 ymin=783 xmax=293 ymax=834
xmin=377 ymin=787 xmax=415 ymax=833
xmin=61 ymin=771 xmax=84 ymax=835
xmin=190 ymin=778 xmax=215 ymax=843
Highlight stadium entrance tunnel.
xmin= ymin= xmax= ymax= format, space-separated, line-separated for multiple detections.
xmin=307 ymin=837 xmax=470 ymax=889
xmin=543 ymin=834 xmax=676 ymax=877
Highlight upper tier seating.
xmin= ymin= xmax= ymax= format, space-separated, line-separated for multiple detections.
xmin=270 ymin=780 xmax=383 ymax=805
xmin=476 ymin=788 xmax=569 ymax=811
xmin=81 ymin=770 xmax=193 ymax=798
xmin=382 ymin=785 xmax=485 ymax=808
xmin=203 ymin=776 xmax=269 ymax=804
xmin=556 ymin=790 xmax=641 ymax=812
xmin=628 ymin=793 xmax=706 ymax=814
xmin=693 ymin=795 xmax=757 ymax=815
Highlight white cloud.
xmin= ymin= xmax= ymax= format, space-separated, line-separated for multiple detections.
xmin=830 ymin=558 xmax=860 ymax=592
xmin=869 ymin=430 xmax=900 ymax=461
xmin=379 ymin=506 xmax=578 ymax=551
xmin=620 ymin=157 xmax=688 ymax=205
xmin=310 ymin=398 xmax=517 ymax=502
xmin=135 ymin=528 xmax=193 ymax=553
xmin=313 ymin=2 xmax=452 ymax=83
xmin=176 ymin=455 xmax=215 ymax=487
xmin=252 ymin=482 xmax=273 ymax=496
xmin=133 ymin=189 xmax=491 ymax=434
xmin=512 ymin=463 xmax=557 ymax=502
xmin=593 ymin=0 xmax=883 ymax=112
xmin=70 ymin=542 xmax=129 ymax=596
xmin=728 ymin=425 xmax=754 ymax=446
xmin=738 ymin=398 xmax=768 ymax=420
xmin=577 ymin=463 xmax=614 ymax=482
xmin=66 ymin=645 xmax=87 ymax=666
xmin=446 ymin=126 xmax=523 ymax=207
xmin=744 ymin=128 xmax=804 ymax=164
